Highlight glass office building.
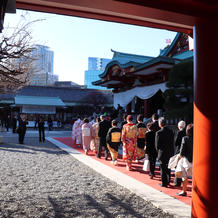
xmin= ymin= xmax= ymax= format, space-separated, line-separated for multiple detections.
xmin=88 ymin=57 xmax=111 ymax=71
xmin=85 ymin=57 xmax=111 ymax=89
xmin=29 ymin=44 xmax=59 ymax=86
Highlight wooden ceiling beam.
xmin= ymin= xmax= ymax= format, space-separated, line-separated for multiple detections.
xmin=16 ymin=0 xmax=197 ymax=34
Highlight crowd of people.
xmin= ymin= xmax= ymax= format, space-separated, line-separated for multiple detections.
xmin=72 ymin=113 xmax=193 ymax=197
xmin=1 ymin=110 xmax=193 ymax=197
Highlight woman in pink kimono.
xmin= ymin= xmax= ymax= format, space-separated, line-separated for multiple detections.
xmin=72 ymin=117 xmax=83 ymax=147
xmin=122 ymin=115 xmax=138 ymax=171
xmin=90 ymin=117 xmax=101 ymax=154
xmin=82 ymin=118 xmax=94 ymax=155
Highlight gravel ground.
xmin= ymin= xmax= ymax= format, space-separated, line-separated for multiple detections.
xmin=0 ymin=136 xmax=174 ymax=218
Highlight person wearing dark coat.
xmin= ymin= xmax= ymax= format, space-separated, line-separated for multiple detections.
xmin=97 ymin=115 xmax=111 ymax=160
xmin=180 ymin=129 xmax=193 ymax=163
xmin=5 ymin=115 xmax=11 ymax=132
xmin=48 ymin=116 xmax=53 ymax=131
xmin=12 ymin=115 xmax=17 ymax=133
xmin=176 ymin=124 xmax=193 ymax=196
xmin=151 ymin=113 xmax=161 ymax=133
xmin=38 ymin=117 xmax=45 ymax=142
xmin=175 ymin=121 xmax=186 ymax=154
xmin=174 ymin=120 xmax=186 ymax=186
xmin=145 ymin=122 xmax=157 ymax=179
xmin=17 ymin=114 xmax=28 ymax=144
xmin=155 ymin=117 xmax=174 ymax=187
xmin=106 ymin=120 xmax=121 ymax=165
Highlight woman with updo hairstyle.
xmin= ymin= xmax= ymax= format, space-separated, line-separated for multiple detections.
xmin=81 ymin=118 xmax=94 ymax=155
xmin=175 ymin=123 xmax=193 ymax=196
xmin=90 ymin=117 xmax=101 ymax=154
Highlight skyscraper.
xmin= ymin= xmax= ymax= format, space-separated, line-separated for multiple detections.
xmin=85 ymin=57 xmax=111 ymax=89
xmin=29 ymin=44 xmax=58 ymax=86
xmin=88 ymin=57 xmax=111 ymax=71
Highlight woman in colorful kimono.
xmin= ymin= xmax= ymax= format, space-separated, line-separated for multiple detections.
xmin=106 ymin=119 xmax=121 ymax=166
xmin=121 ymin=115 xmax=138 ymax=171
xmin=72 ymin=116 xmax=83 ymax=147
xmin=81 ymin=118 xmax=94 ymax=155
xmin=90 ymin=117 xmax=101 ymax=154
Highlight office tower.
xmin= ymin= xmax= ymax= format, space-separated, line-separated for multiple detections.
xmin=29 ymin=44 xmax=59 ymax=86
xmin=85 ymin=57 xmax=111 ymax=89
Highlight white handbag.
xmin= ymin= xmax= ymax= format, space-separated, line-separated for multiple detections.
xmin=168 ymin=154 xmax=180 ymax=170
xmin=143 ymin=154 xmax=150 ymax=172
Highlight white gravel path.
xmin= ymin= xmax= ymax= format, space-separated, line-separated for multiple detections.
xmin=0 ymin=136 xmax=174 ymax=218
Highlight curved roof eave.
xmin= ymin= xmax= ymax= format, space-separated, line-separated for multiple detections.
xmin=134 ymin=56 xmax=176 ymax=72
xmin=98 ymin=60 xmax=141 ymax=78
xmin=111 ymin=49 xmax=154 ymax=59
xmin=92 ymin=79 xmax=104 ymax=86
xmin=160 ymin=32 xmax=182 ymax=56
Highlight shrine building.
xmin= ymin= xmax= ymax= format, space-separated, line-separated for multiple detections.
xmin=93 ymin=32 xmax=193 ymax=118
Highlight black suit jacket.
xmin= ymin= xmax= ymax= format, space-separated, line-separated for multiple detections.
xmin=17 ymin=118 xmax=28 ymax=134
xmin=98 ymin=119 xmax=111 ymax=138
xmin=180 ymin=136 xmax=193 ymax=163
xmin=145 ymin=130 xmax=157 ymax=157
xmin=155 ymin=126 xmax=174 ymax=164
xmin=151 ymin=120 xmax=160 ymax=133
xmin=175 ymin=129 xmax=186 ymax=154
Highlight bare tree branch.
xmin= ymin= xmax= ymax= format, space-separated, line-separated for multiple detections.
xmin=0 ymin=13 xmax=45 ymax=93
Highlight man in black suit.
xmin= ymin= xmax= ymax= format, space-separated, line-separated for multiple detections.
xmin=151 ymin=113 xmax=160 ymax=133
xmin=12 ymin=115 xmax=17 ymax=133
xmin=155 ymin=117 xmax=174 ymax=187
xmin=97 ymin=115 xmax=111 ymax=160
xmin=17 ymin=114 xmax=28 ymax=144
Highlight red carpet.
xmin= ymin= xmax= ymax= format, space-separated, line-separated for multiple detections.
xmin=54 ymin=137 xmax=192 ymax=205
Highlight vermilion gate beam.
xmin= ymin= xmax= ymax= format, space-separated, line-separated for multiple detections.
xmin=15 ymin=1 xmax=218 ymax=217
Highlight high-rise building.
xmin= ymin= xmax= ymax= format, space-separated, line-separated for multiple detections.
xmin=88 ymin=57 xmax=111 ymax=71
xmin=85 ymin=57 xmax=111 ymax=89
xmin=29 ymin=44 xmax=59 ymax=86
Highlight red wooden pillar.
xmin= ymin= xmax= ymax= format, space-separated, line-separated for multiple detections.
xmin=192 ymin=17 xmax=218 ymax=218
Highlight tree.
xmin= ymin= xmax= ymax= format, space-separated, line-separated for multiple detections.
xmin=82 ymin=91 xmax=108 ymax=106
xmin=163 ymin=60 xmax=193 ymax=123
xmin=0 ymin=15 xmax=42 ymax=93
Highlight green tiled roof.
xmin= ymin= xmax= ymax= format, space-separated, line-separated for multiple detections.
xmin=93 ymin=56 xmax=176 ymax=86
xmin=98 ymin=60 xmax=140 ymax=78
xmin=134 ymin=56 xmax=176 ymax=72
xmin=111 ymin=49 xmax=153 ymax=64
xmin=172 ymin=50 xmax=193 ymax=60
xmin=15 ymin=96 xmax=65 ymax=106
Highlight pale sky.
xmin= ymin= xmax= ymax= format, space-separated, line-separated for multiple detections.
xmin=4 ymin=10 xmax=177 ymax=85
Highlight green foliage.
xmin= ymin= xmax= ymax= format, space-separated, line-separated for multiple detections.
xmin=164 ymin=60 xmax=193 ymax=122
xmin=166 ymin=60 xmax=193 ymax=88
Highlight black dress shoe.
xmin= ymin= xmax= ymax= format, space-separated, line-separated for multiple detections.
xmin=159 ymin=183 xmax=168 ymax=187
xmin=176 ymin=192 xmax=187 ymax=196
